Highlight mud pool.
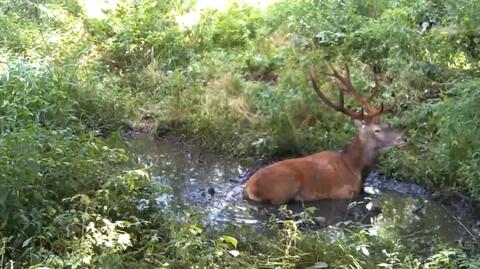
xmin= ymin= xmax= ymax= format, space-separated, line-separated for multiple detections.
xmin=126 ymin=133 xmax=480 ymax=245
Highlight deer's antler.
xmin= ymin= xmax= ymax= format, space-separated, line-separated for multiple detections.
xmin=309 ymin=68 xmax=363 ymax=119
xmin=309 ymin=64 xmax=396 ymax=121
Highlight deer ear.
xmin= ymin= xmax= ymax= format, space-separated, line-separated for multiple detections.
xmin=353 ymin=119 xmax=366 ymax=129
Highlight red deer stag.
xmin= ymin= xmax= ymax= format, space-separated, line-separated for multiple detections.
xmin=243 ymin=64 xmax=406 ymax=204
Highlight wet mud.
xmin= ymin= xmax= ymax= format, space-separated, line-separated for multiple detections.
xmin=126 ymin=133 xmax=480 ymax=245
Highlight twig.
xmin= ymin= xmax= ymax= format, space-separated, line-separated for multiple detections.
xmin=440 ymin=204 xmax=477 ymax=239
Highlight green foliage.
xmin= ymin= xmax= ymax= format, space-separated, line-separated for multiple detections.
xmin=101 ymin=0 xmax=191 ymax=71
xmin=434 ymin=81 xmax=480 ymax=196
xmin=1 ymin=0 xmax=480 ymax=267
xmin=208 ymin=5 xmax=263 ymax=49
xmin=383 ymin=80 xmax=480 ymax=198
xmin=76 ymin=0 xmax=480 ymax=201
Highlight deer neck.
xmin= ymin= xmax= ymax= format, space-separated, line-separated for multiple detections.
xmin=341 ymin=135 xmax=379 ymax=179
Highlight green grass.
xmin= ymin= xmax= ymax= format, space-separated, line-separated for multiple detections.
xmin=1 ymin=0 xmax=479 ymax=267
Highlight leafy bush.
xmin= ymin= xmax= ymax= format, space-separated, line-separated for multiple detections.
xmin=383 ymin=80 xmax=480 ymax=197
xmin=1 ymin=0 xmax=480 ymax=267
xmin=208 ymin=5 xmax=262 ymax=49
xmin=102 ymin=0 xmax=191 ymax=71
xmin=98 ymin=0 xmax=480 ymax=202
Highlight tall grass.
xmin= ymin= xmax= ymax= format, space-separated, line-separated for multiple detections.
xmin=1 ymin=0 xmax=479 ymax=267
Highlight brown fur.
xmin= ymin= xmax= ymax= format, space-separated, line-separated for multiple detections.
xmin=243 ymin=118 xmax=406 ymax=204
xmin=244 ymin=65 xmax=406 ymax=204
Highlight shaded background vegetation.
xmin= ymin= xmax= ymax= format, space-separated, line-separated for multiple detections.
xmin=0 ymin=0 xmax=479 ymax=267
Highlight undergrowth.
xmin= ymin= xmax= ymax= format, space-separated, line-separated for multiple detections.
xmin=1 ymin=0 xmax=479 ymax=267
xmin=97 ymin=0 xmax=480 ymax=199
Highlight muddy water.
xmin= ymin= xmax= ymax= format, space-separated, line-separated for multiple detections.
xmin=126 ymin=133 xmax=480 ymax=244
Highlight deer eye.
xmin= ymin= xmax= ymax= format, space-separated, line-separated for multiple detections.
xmin=374 ymin=129 xmax=382 ymax=133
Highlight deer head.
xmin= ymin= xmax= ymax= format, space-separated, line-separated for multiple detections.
xmin=309 ymin=64 xmax=407 ymax=150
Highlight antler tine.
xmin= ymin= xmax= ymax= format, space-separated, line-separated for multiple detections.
xmin=345 ymin=64 xmax=351 ymax=84
xmin=325 ymin=64 xmax=350 ymax=89
xmin=309 ymin=68 xmax=363 ymax=119
xmin=367 ymin=72 xmax=397 ymax=115
xmin=368 ymin=74 xmax=380 ymax=102
xmin=313 ymin=64 xmax=395 ymax=119
xmin=326 ymin=64 xmax=377 ymax=113
xmin=371 ymin=95 xmax=396 ymax=117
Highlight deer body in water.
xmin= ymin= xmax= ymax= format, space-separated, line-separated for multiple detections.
xmin=243 ymin=65 xmax=407 ymax=204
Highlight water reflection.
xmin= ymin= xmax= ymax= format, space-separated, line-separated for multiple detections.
xmin=126 ymin=133 xmax=480 ymax=245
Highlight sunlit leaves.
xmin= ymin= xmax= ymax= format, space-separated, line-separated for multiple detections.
xmin=220 ymin=235 xmax=238 ymax=248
